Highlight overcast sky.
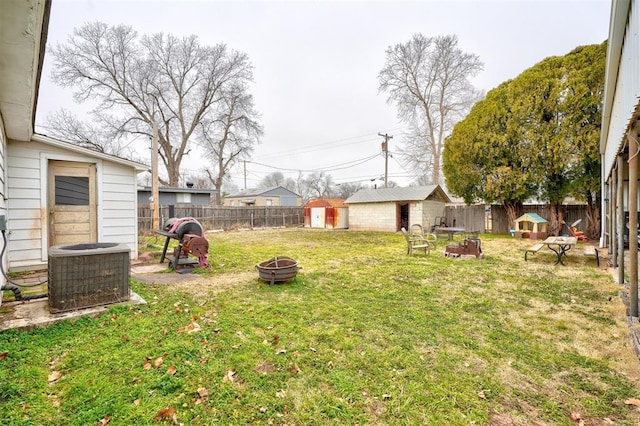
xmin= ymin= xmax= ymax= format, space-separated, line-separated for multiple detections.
xmin=35 ymin=0 xmax=611 ymax=190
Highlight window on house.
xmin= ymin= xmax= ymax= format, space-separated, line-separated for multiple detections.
xmin=176 ymin=193 xmax=192 ymax=203
xmin=266 ymin=199 xmax=273 ymax=206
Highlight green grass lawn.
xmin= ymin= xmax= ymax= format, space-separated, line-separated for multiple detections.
xmin=2 ymin=229 xmax=640 ymax=425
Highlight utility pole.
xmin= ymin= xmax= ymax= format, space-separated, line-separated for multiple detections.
xmin=151 ymin=119 xmax=160 ymax=231
xmin=378 ymin=133 xmax=393 ymax=188
xmin=243 ymin=160 xmax=247 ymax=190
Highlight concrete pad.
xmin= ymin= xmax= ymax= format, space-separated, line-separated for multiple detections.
xmin=131 ymin=263 xmax=169 ymax=274
xmin=0 ymin=292 xmax=146 ymax=332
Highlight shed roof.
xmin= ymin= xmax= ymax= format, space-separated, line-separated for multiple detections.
xmin=515 ymin=213 xmax=548 ymax=223
xmin=345 ymin=185 xmax=450 ymax=204
xmin=32 ymin=133 xmax=148 ymax=171
xmin=305 ymin=198 xmax=346 ymax=208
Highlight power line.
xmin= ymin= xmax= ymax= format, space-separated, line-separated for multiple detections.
xmin=257 ymin=127 xmax=408 ymax=161
xmin=247 ymin=153 xmax=380 ymax=173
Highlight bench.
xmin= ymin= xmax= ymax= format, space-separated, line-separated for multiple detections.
xmin=525 ymin=243 xmax=544 ymax=261
xmin=583 ymin=245 xmax=599 ymax=267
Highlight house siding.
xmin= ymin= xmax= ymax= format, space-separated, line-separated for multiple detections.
xmin=223 ymin=186 xmax=302 ymax=207
xmin=6 ymin=141 xmax=42 ymax=268
xmin=602 ymin=0 xmax=640 ymax=178
xmin=101 ymin=162 xmax=138 ymax=252
xmin=0 ymin=120 xmax=7 ymax=299
xmin=7 ymin=140 xmax=139 ymax=270
xmin=138 ymin=190 xmax=212 ymax=207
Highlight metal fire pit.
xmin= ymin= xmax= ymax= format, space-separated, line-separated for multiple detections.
xmin=256 ymin=256 xmax=299 ymax=285
xmin=444 ymin=238 xmax=483 ymax=259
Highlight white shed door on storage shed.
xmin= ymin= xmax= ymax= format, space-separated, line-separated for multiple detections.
xmin=48 ymin=160 xmax=97 ymax=246
xmin=311 ymin=207 xmax=325 ymax=228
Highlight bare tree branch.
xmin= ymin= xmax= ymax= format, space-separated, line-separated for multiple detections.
xmin=50 ymin=21 xmax=256 ymax=186
xmin=379 ymin=34 xmax=483 ymax=185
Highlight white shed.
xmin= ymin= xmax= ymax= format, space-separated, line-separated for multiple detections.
xmin=345 ymin=185 xmax=450 ymax=232
xmin=7 ymin=135 xmax=147 ymax=271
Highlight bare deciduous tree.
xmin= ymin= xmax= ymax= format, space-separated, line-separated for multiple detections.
xmin=304 ymin=171 xmax=335 ymax=200
xmin=200 ymin=83 xmax=262 ymax=205
xmin=259 ymin=172 xmax=285 ymax=188
xmin=259 ymin=172 xmax=297 ymax=193
xmin=43 ymin=109 xmax=139 ymax=159
xmin=379 ymin=34 xmax=483 ymax=185
xmin=50 ymin=22 xmax=255 ymax=186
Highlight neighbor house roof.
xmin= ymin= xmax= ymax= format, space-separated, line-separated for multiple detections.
xmin=138 ymin=186 xmax=218 ymax=195
xmin=345 ymin=185 xmax=450 ymax=204
xmin=226 ymin=186 xmax=300 ymax=198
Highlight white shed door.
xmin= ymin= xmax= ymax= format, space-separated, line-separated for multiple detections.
xmin=48 ymin=161 xmax=97 ymax=246
xmin=311 ymin=207 xmax=325 ymax=228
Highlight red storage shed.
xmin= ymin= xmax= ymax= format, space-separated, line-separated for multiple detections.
xmin=304 ymin=199 xmax=349 ymax=229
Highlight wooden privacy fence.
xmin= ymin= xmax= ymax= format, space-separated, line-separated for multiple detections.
xmin=444 ymin=205 xmax=487 ymax=233
xmin=486 ymin=204 xmax=589 ymax=235
xmin=138 ymin=206 xmax=304 ymax=232
xmin=138 ymin=204 xmax=591 ymax=235
xmin=443 ymin=204 xmax=591 ymax=235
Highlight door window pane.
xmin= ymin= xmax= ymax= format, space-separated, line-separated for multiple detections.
xmin=55 ymin=176 xmax=89 ymax=205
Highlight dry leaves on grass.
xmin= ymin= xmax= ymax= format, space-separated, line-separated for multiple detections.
xmin=97 ymin=416 xmax=110 ymax=425
xmin=570 ymin=411 xmax=585 ymax=426
xmin=625 ymin=398 xmax=640 ymax=407
xmin=194 ymin=387 xmax=209 ymax=405
xmin=223 ymin=370 xmax=237 ymax=383
xmin=255 ymin=362 xmax=276 ymax=374
xmin=177 ymin=322 xmax=201 ymax=334
xmin=0 ymin=352 xmax=8 ymax=360
xmin=143 ymin=354 xmax=168 ymax=370
xmin=154 ymin=406 xmax=177 ymax=423
xmin=290 ymin=363 xmax=301 ymax=376
xmin=48 ymin=371 xmax=62 ymax=384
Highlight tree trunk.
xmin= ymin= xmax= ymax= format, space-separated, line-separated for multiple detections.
xmin=548 ymin=203 xmax=563 ymax=236
xmin=585 ymin=192 xmax=600 ymax=239
xmin=503 ymin=201 xmax=522 ymax=232
xmin=432 ymin=152 xmax=441 ymax=185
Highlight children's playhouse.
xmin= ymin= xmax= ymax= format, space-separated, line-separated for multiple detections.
xmin=514 ymin=213 xmax=548 ymax=239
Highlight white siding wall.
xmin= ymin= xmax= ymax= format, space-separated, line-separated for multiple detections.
xmin=603 ymin=0 xmax=640 ymax=177
xmin=348 ymin=203 xmax=398 ymax=232
xmin=7 ymin=140 xmax=139 ymax=270
xmin=6 ymin=141 xmax=41 ymax=269
xmin=100 ymin=161 xmax=139 ymax=255
xmin=0 ymin=120 xmax=7 ymax=301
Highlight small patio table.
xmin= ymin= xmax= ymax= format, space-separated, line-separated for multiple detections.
xmin=434 ymin=226 xmax=466 ymax=241
xmin=542 ymin=236 xmax=578 ymax=265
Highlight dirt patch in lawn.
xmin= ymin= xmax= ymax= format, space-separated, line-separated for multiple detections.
xmin=139 ymin=270 xmax=259 ymax=299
